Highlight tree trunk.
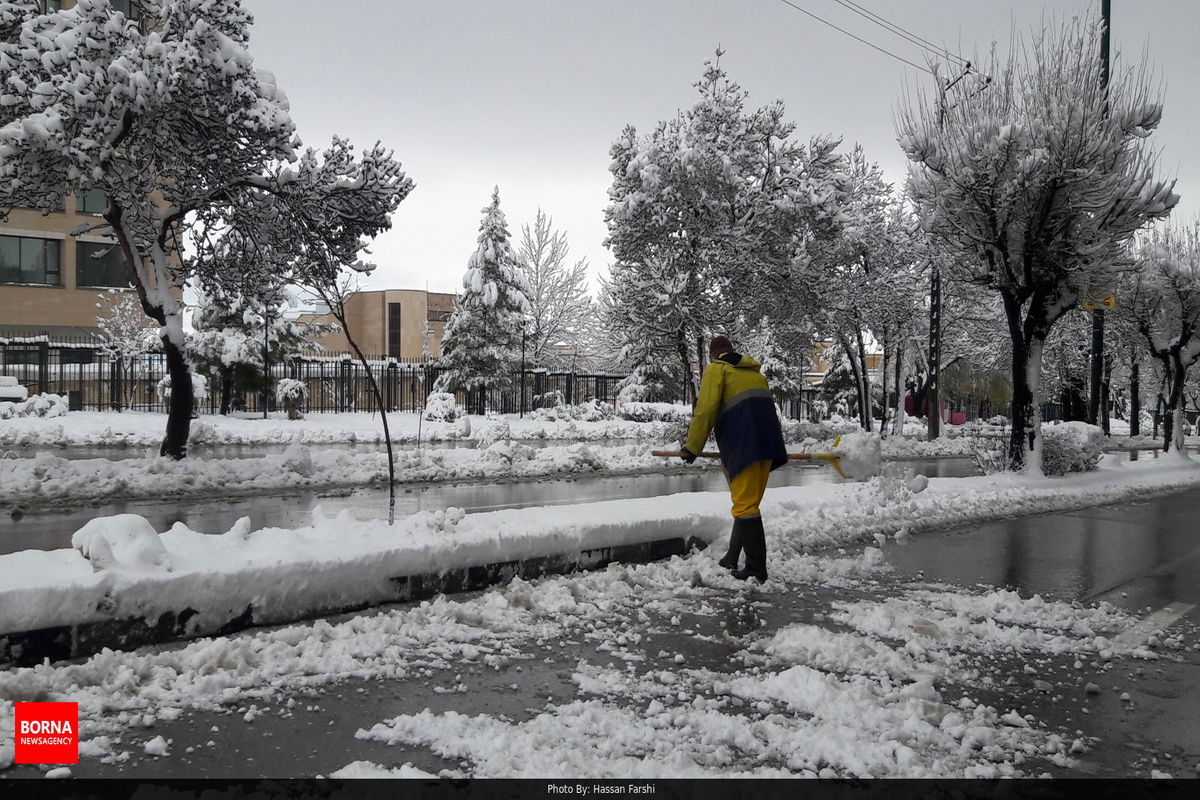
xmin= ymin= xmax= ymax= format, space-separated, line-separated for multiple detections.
xmin=1101 ymin=352 xmax=1113 ymax=435
xmin=893 ymin=345 xmax=905 ymax=436
xmin=878 ymin=342 xmax=890 ymax=440
xmin=1129 ymin=347 xmax=1140 ymax=437
xmin=1003 ymin=293 xmax=1045 ymax=474
xmin=1163 ymin=351 xmax=1187 ymax=453
xmin=345 ymin=330 xmax=397 ymax=521
xmin=219 ymin=365 xmax=233 ymax=416
xmin=838 ymin=333 xmax=866 ymax=429
xmin=677 ymin=331 xmax=695 ymax=407
xmin=160 ymin=335 xmax=193 ymax=460
xmin=854 ymin=325 xmax=873 ymax=432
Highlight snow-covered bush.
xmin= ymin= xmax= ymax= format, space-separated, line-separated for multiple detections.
xmin=986 ymin=415 xmax=1009 ymax=427
xmin=157 ymin=372 xmax=209 ymax=402
xmin=617 ymin=402 xmax=691 ymax=423
xmin=779 ymin=419 xmax=858 ymax=443
xmin=423 ymin=392 xmax=465 ymax=422
xmin=535 ymin=389 xmax=565 ymax=409
xmin=275 ymin=378 xmax=308 ymax=420
xmin=615 ymin=364 xmax=678 ymax=405
xmin=530 ymin=398 xmax=616 ymax=423
xmin=1041 ymin=422 xmax=1104 ymax=476
xmin=967 ymin=437 xmax=1010 ymax=476
xmin=0 ymin=393 xmax=68 ymax=420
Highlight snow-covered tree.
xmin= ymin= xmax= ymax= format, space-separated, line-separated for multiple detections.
xmin=516 ymin=208 xmax=591 ymax=368
xmin=604 ymin=52 xmax=845 ymax=403
xmin=188 ymin=283 xmax=321 ymax=415
xmin=433 ymin=187 xmax=531 ymax=410
xmin=93 ymin=288 xmax=156 ymax=410
xmin=0 ymin=0 xmax=410 ymax=458
xmin=897 ymin=15 xmax=1177 ymax=472
xmin=1122 ymin=220 xmax=1200 ymax=454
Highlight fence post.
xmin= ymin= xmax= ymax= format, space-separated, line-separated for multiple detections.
xmin=386 ymin=362 xmax=398 ymax=411
xmin=37 ymin=341 xmax=49 ymax=396
xmin=340 ymin=358 xmax=352 ymax=412
xmin=111 ymin=357 xmax=122 ymax=411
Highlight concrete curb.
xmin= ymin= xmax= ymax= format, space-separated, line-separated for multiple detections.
xmin=0 ymin=535 xmax=707 ymax=667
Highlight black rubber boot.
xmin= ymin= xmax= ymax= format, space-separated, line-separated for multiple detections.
xmin=718 ymin=518 xmax=745 ymax=570
xmin=732 ymin=515 xmax=767 ymax=582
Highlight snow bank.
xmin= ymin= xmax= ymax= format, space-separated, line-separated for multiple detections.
xmin=0 ymin=409 xmax=691 ymax=448
xmin=2 ymin=454 xmax=1198 ymax=649
xmin=0 ymin=442 xmax=682 ymax=506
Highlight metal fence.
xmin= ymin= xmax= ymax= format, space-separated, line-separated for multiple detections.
xmin=0 ymin=336 xmax=627 ymax=415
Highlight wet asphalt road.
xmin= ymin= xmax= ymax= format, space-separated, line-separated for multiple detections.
xmin=3 ymin=479 xmax=1198 ymax=779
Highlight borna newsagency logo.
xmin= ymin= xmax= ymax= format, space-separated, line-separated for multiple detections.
xmin=14 ymin=702 xmax=79 ymax=765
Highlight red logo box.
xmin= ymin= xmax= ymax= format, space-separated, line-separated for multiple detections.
xmin=14 ymin=702 xmax=78 ymax=765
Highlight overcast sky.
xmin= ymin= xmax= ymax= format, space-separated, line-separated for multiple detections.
xmin=242 ymin=0 xmax=1200 ymax=296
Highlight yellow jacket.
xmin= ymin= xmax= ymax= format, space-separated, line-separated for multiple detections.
xmin=685 ymin=353 xmax=788 ymax=479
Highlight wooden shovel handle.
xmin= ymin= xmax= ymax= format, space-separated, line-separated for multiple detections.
xmin=651 ymin=450 xmax=818 ymax=460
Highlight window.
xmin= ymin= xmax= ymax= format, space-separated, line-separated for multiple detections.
xmin=40 ymin=1 xmax=62 ymax=12
xmin=0 ymin=235 xmax=61 ymax=285
xmin=77 ymin=188 xmax=107 ymax=215
xmin=388 ymin=303 xmax=402 ymax=359
xmin=110 ymin=0 xmax=141 ymax=21
xmin=76 ymin=241 xmax=131 ymax=288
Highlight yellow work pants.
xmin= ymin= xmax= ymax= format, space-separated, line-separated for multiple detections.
xmin=727 ymin=459 xmax=772 ymax=519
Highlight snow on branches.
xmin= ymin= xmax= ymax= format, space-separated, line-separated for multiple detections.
xmin=0 ymin=0 xmax=411 ymax=457
xmin=896 ymin=14 xmax=1177 ymax=472
xmin=603 ymin=53 xmax=847 ymax=401
xmin=434 ymin=187 xmax=531 ymax=400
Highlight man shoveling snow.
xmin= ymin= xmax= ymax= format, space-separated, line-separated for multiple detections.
xmin=680 ymin=336 xmax=788 ymax=582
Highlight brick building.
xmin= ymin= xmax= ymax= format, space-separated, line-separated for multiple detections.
xmin=298 ymin=289 xmax=457 ymax=361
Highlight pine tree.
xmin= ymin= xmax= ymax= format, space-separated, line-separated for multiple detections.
xmin=433 ymin=188 xmax=531 ymax=409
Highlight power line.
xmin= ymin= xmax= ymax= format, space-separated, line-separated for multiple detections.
xmin=774 ymin=0 xmax=934 ymax=75
xmin=828 ymin=0 xmax=970 ymax=67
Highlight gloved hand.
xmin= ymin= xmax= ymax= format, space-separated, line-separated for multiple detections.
xmin=679 ymin=447 xmax=697 ymax=464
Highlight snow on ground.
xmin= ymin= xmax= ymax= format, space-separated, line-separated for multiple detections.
xmin=0 ymin=410 xmax=684 ymax=449
xmin=3 ymin=453 xmax=1198 ymax=662
xmin=2 ymin=536 xmax=1158 ymax=778
xmin=0 ymin=441 xmax=685 ymax=506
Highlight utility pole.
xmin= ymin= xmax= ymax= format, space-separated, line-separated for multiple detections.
xmin=927 ymin=266 xmax=942 ymax=439
xmin=1088 ymin=0 xmax=1111 ymax=430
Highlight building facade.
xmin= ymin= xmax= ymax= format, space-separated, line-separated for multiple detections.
xmin=299 ymin=289 xmax=456 ymax=361
xmin=1 ymin=1 xmax=145 ymax=340
xmin=0 ymin=190 xmax=137 ymax=339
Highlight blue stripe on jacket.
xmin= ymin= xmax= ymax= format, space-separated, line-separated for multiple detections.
xmin=715 ymin=394 xmax=788 ymax=480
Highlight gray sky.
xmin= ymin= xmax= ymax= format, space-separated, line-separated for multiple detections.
xmin=243 ymin=0 xmax=1200 ymax=296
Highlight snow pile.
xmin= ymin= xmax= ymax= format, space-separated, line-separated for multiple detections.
xmin=833 ymin=588 xmax=1155 ymax=660
xmin=330 ymin=761 xmax=439 ymax=778
xmin=617 ymin=402 xmax=691 ymax=424
xmin=71 ymin=515 xmax=173 ymax=574
xmin=422 ymin=393 xmax=463 ymax=422
xmin=1041 ymin=422 xmax=1105 ymax=476
xmin=830 ymin=431 xmax=882 ymax=480
xmin=0 ymin=393 xmax=68 ymax=420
